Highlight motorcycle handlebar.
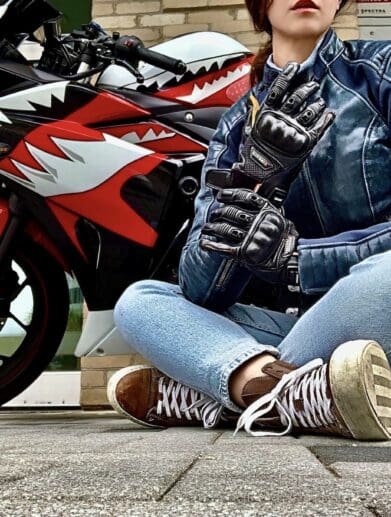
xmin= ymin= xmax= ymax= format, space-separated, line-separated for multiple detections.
xmin=113 ymin=36 xmax=187 ymax=75
xmin=136 ymin=45 xmax=187 ymax=75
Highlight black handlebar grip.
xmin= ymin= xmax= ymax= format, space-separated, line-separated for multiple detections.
xmin=136 ymin=46 xmax=187 ymax=75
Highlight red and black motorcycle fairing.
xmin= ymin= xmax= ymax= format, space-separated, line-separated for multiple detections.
xmin=0 ymin=0 xmax=256 ymax=406
xmin=0 ymin=52 xmax=252 ymax=312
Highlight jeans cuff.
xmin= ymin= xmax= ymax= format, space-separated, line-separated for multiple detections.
xmin=217 ymin=343 xmax=280 ymax=413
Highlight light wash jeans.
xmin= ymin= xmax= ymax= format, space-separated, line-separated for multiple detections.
xmin=114 ymin=250 xmax=391 ymax=412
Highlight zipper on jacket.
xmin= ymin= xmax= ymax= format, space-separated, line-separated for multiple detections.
xmin=215 ymin=259 xmax=235 ymax=289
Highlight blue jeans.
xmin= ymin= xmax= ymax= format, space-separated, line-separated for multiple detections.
xmin=114 ymin=250 xmax=391 ymax=412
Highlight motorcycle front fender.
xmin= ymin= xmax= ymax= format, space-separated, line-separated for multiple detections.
xmin=74 ymin=310 xmax=133 ymax=357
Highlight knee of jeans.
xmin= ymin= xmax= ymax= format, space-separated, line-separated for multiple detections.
xmin=341 ymin=251 xmax=391 ymax=310
xmin=114 ymin=279 xmax=181 ymax=331
xmin=349 ymin=250 xmax=391 ymax=282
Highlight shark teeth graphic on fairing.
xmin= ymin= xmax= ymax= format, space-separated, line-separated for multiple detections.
xmin=0 ymin=133 xmax=153 ymax=198
xmin=122 ymin=128 xmax=175 ymax=144
xmin=129 ymin=56 xmax=241 ymax=90
xmin=0 ymin=82 xmax=69 ymax=123
xmin=0 ymin=112 xmax=11 ymax=124
xmin=177 ymin=63 xmax=251 ymax=104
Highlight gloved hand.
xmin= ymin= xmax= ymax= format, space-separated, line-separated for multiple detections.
xmin=232 ymin=62 xmax=335 ymax=187
xmin=200 ymin=188 xmax=299 ymax=284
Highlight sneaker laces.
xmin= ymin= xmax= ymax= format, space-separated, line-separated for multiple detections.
xmin=234 ymin=358 xmax=335 ymax=437
xmin=156 ymin=376 xmax=223 ymax=429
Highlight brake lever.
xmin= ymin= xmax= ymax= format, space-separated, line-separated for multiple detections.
xmin=116 ymin=58 xmax=144 ymax=83
xmin=99 ymin=54 xmax=144 ymax=83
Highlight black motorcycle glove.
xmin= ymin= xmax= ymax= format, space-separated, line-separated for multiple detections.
xmin=233 ymin=62 xmax=335 ymax=185
xmin=200 ymin=188 xmax=299 ymax=284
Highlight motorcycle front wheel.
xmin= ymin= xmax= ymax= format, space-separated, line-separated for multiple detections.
xmin=0 ymin=238 xmax=69 ymax=407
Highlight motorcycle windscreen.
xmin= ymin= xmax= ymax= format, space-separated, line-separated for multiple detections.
xmin=0 ymin=0 xmax=60 ymax=36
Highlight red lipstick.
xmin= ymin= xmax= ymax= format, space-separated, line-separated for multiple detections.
xmin=292 ymin=0 xmax=319 ymax=9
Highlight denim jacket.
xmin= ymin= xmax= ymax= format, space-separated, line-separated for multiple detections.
xmin=179 ymin=28 xmax=391 ymax=310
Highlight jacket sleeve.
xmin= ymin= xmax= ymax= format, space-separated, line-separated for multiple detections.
xmin=298 ymin=221 xmax=391 ymax=294
xmin=178 ymin=90 xmax=254 ymax=311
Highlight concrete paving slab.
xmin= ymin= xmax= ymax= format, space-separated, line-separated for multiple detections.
xmin=335 ymin=478 xmax=391 ymax=514
xmin=214 ymin=430 xmax=297 ymax=445
xmin=1 ymin=451 xmax=200 ymax=502
xmin=2 ymin=411 xmax=391 ymax=515
xmin=0 ymin=411 xmax=140 ymax=432
xmin=305 ymin=449 xmax=391 ymax=512
xmin=333 ymin=461 xmax=391 ymax=477
xmin=2 ymin=431 xmax=156 ymax=455
xmin=117 ymin=428 xmax=222 ymax=453
xmin=0 ymin=457 xmax=55 ymax=484
xmin=0 ymin=500 xmax=374 ymax=516
xmin=165 ymin=476 xmax=362 ymax=505
xmin=296 ymin=435 xmax=363 ymax=446
xmin=0 ymin=410 xmax=118 ymax=422
xmin=373 ymin=503 xmax=391 ymax=517
xmin=297 ymin=435 xmax=391 ymax=447
xmin=165 ymin=445 xmax=353 ymax=504
xmin=179 ymin=443 xmax=333 ymax=478
xmin=310 ymin=445 xmax=391 ymax=467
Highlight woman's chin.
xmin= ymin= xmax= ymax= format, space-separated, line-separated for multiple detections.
xmin=283 ymin=23 xmax=329 ymax=40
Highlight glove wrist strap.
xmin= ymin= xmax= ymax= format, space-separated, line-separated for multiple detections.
xmin=286 ymin=251 xmax=300 ymax=289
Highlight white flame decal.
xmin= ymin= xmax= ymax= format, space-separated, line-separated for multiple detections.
xmin=122 ymin=128 xmax=175 ymax=145
xmin=0 ymin=133 xmax=153 ymax=197
xmin=177 ymin=63 xmax=251 ymax=104
xmin=0 ymin=82 xmax=69 ymax=124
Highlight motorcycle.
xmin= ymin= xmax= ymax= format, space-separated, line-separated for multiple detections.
xmin=0 ymin=0 xmax=253 ymax=405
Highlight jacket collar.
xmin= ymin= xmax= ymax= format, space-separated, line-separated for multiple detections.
xmin=260 ymin=28 xmax=344 ymax=89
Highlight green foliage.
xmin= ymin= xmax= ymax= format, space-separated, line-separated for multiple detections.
xmin=49 ymin=0 xmax=92 ymax=33
xmin=66 ymin=304 xmax=83 ymax=332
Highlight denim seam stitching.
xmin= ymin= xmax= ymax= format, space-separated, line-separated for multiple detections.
xmin=302 ymin=160 xmax=326 ymax=234
xmin=361 ymin=114 xmax=377 ymax=221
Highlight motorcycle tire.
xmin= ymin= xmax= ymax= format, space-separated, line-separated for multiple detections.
xmin=0 ymin=238 xmax=69 ymax=407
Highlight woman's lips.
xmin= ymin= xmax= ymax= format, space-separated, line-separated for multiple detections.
xmin=291 ymin=1 xmax=319 ymax=9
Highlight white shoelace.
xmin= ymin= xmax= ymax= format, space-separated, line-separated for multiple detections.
xmin=156 ymin=377 xmax=223 ymax=428
xmin=234 ymin=359 xmax=335 ymax=437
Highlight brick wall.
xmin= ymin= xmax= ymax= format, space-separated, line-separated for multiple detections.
xmin=81 ymin=0 xmax=359 ymax=409
xmin=80 ymin=353 xmax=151 ymax=408
xmin=92 ymin=0 xmax=358 ymax=52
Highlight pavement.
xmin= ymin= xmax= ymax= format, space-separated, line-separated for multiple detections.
xmin=1 ymin=410 xmax=391 ymax=517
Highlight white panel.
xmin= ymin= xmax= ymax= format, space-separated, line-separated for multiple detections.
xmin=3 ymin=372 xmax=81 ymax=407
xmin=18 ymin=41 xmax=44 ymax=61
xmin=357 ymin=2 xmax=391 ymax=18
xmin=359 ymin=25 xmax=391 ymax=38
